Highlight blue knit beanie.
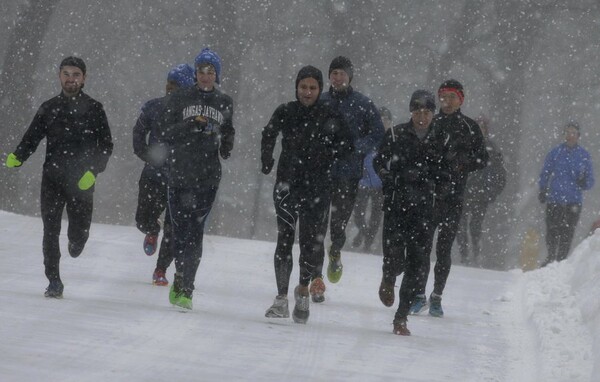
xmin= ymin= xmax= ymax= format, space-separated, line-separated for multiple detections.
xmin=194 ymin=48 xmax=222 ymax=84
xmin=167 ymin=64 xmax=195 ymax=88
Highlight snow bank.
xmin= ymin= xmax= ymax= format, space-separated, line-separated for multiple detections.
xmin=519 ymin=232 xmax=599 ymax=381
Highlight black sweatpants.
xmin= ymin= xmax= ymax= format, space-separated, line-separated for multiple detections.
xmin=382 ymin=207 xmax=434 ymax=320
xmin=40 ymin=174 xmax=93 ymax=282
xmin=272 ymin=183 xmax=330 ymax=296
xmin=329 ymin=177 xmax=360 ymax=252
xmin=545 ymin=203 xmax=581 ymax=264
xmin=419 ymin=195 xmax=464 ymax=296
xmin=135 ymin=173 xmax=173 ymax=272
xmin=168 ymin=184 xmax=217 ymax=294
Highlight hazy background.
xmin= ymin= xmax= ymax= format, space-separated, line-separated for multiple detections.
xmin=1 ymin=0 xmax=599 ymax=270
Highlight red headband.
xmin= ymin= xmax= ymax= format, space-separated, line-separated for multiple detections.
xmin=438 ymin=87 xmax=464 ymax=104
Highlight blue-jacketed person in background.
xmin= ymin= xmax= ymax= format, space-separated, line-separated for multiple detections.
xmin=351 ymin=106 xmax=392 ymax=253
xmin=538 ymin=121 xmax=594 ymax=266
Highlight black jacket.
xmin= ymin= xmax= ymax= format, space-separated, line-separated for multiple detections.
xmin=434 ymin=109 xmax=488 ymax=197
xmin=13 ymin=91 xmax=113 ymax=186
xmin=261 ymin=101 xmax=353 ymax=194
xmin=158 ymin=86 xmax=234 ymax=188
xmin=373 ymin=121 xmax=445 ymax=211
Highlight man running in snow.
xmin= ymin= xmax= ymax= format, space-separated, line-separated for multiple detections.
xmin=374 ymin=90 xmax=445 ymax=335
xmin=157 ymin=48 xmax=234 ymax=310
xmin=133 ymin=64 xmax=195 ymax=286
xmin=319 ymin=56 xmax=384 ymax=291
xmin=262 ymin=65 xmax=353 ymax=323
xmin=410 ymin=79 xmax=488 ymax=318
xmin=5 ymin=56 xmax=113 ymax=298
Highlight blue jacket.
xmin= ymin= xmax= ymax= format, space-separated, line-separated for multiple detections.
xmin=539 ymin=143 xmax=594 ymax=205
xmin=359 ymin=151 xmax=382 ymax=189
xmin=132 ymin=96 xmax=169 ymax=181
xmin=321 ymin=86 xmax=384 ymax=179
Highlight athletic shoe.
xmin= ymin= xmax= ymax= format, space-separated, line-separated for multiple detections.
xmin=292 ymin=285 xmax=310 ymax=324
xmin=378 ymin=279 xmax=395 ymax=307
xmin=429 ymin=292 xmax=444 ymax=317
xmin=144 ymin=234 xmax=158 ymax=256
xmin=309 ymin=277 xmax=326 ymax=303
xmin=327 ymin=247 xmax=343 ymax=283
xmin=408 ymin=294 xmax=428 ymax=315
xmin=152 ymin=268 xmax=169 ymax=286
xmin=68 ymin=241 xmax=84 ymax=258
xmin=392 ymin=318 xmax=411 ymax=336
xmin=44 ymin=279 xmax=64 ymax=298
xmin=169 ymin=273 xmax=183 ymax=305
xmin=174 ymin=291 xmax=193 ymax=310
xmin=265 ymin=295 xmax=289 ymax=318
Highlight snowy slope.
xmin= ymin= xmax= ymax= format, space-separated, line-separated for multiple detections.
xmin=0 ymin=211 xmax=596 ymax=382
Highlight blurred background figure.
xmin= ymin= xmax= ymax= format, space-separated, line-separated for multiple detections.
xmin=456 ymin=115 xmax=507 ymax=266
xmin=351 ymin=106 xmax=392 ymax=254
xmin=538 ymin=121 xmax=594 ymax=266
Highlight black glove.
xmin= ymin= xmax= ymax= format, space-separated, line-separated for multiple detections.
xmin=261 ymin=157 xmax=274 ymax=174
xmin=538 ymin=190 xmax=547 ymax=204
xmin=220 ymin=145 xmax=231 ymax=160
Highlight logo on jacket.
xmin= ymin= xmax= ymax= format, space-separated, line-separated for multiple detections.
xmin=182 ymin=104 xmax=224 ymax=125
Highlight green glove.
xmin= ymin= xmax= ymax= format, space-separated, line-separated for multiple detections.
xmin=5 ymin=153 xmax=22 ymax=168
xmin=78 ymin=171 xmax=96 ymax=190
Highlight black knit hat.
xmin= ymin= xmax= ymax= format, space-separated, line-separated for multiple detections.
xmin=296 ymin=65 xmax=323 ymax=90
xmin=409 ymin=90 xmax=436 ymax=112
xmin=328 ymin=56 xmax=353 ymax=82
xmin=59 ymin=56 xmax=86 ymax=75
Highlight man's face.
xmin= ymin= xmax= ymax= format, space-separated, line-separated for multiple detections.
xmin=59 ymin=66 xmax=85 ymax=96
xmin=165 ymin=80 xmax=179 ymax=95
xmin=564 ymin=126 xmax=580 ymax=147
xmin=196 ymin=64 xmax=216 ymax=91
xmin=438 ymin=90 xmax=462 ymax=115
xmin=329 ymin=69 xmax=350 ymax=91
xmin=297 ymin=77 xmax=320 ymax=107
xmin=411 ymin=108 xmax=433 ymax=130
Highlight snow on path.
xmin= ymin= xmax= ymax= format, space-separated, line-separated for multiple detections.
xmin=1 ymin=211 xmax=595 ymax=381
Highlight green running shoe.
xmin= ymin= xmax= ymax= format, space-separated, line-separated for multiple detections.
xmin=327 ymin=248 xmax=343 ymax=283
xmin=169 ymin=284 xmax=179 ymax=305
xmin=169 ymin=273 xmax=185 ymax=305
xmin=173 ymin=293 xmax=193 ymax=310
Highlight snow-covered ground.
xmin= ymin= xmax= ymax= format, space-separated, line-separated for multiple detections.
xmin=0 ymin=210 xmax=597 ymax=381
